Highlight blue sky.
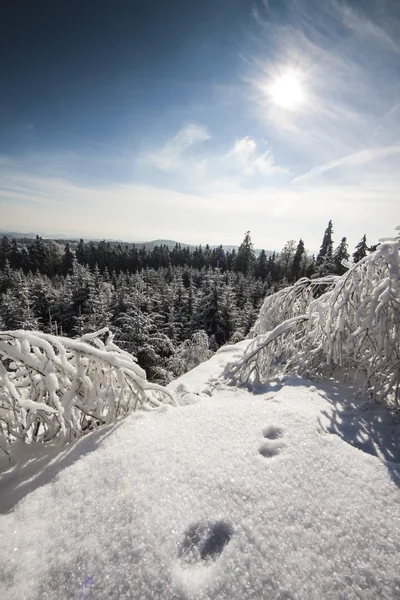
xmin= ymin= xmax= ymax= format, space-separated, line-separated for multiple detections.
xmin=1 ymin=0 xmax=399 ymax=251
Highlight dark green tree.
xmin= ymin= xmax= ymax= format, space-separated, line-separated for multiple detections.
xmin=0 ymin=237 xmax=12 ymax=270
xmin=279 ymin=240 xmax=296 ymax=280
xmin=333 ymin=237 xmax=349 ymax=275
xmin=61 ymin=243 xmax=74 ymax=275
xmin=75 ymin=239 xmax=87 ymax=265
xmin=255 ymin=249 xmax=268 ymax=281
xmin=234 ymin=231 xmax=256 ymax=276
xmin=9 ymin=239 xmax=22 ymax=270
xmin=291 ymin=239 xmax=305 ymax=281
xmin=316 ymin=220 xmax=334 ymax=266
xmin=353 ymin=234 xmax=368 ymax=263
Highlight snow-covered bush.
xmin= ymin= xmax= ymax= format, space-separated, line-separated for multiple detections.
xmin=0 ymin=328 xmax=176 ymax=455
xmin=169 ymin=330 xmax=212 ymax=377
xmin=250 ymin=275 xmax=338 ymax=336
xmin=226 ymin=231 xmax=400 ymax=408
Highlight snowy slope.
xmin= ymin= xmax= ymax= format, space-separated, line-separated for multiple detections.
xmin=1 ymin=343 xmax=400 ymax=600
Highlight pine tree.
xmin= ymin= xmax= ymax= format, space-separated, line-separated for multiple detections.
xmin=0 ymin=274 xmax=40 ymax=330
xmin=291 ymin=239 xmax=305 ymax=282
xmin=333 ymin=237 xmax=349 ymax=275
xmin=9 ymin=239 xmax=22 ymax=270
xmin=234 ymin=231 xmax=256 ymax=276
xmin=28 ymin=236 xmax=48 ymax=274
xmin=0 ymin=237 xmax=12 ymax=270
xmin=226 ymin=248 xmax=236 ymax=271
xmin=316 ymin=220 xmax=334 ymax=266
xmin=353 ymin=234 xmax=368 ymax=263
xmin=196 ymin=274 xmax=234 ymax=346
xmin=315 ymin=221 xmax=337 ymax=276
xmin=30 ymin=274 xmax=57 ymax=332
xmin=75 ymin=239 xmax=87 ymax=265
xmin=0 ymin=260 xmax=20 ymax=294
xmin=279 ymin=240 xmax=296 ymax=280
xmin=61 ymin=243 xmax=74 ymax=275
xmin=305 ymin=255 xmax=316 ymax=279
xmin=255 ymin=249 xmax=268 ymax=281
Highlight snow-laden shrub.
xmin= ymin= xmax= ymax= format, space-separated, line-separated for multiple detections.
xmin=169 ymin=330 xmax=212 ymax=377
xmin=226 ymin=232 xmax=400 ymax=408
xmin=250 ymin=275 xmax=338 ymax=336
xmin=0 ymin=328 xmax=176 ymax=454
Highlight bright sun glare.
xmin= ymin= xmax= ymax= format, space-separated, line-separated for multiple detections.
xmin=269 ymin=72 xmax=305 ymax=110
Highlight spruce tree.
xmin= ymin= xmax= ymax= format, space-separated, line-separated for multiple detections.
xmin=291 ymin=239 xmax=305 ymax=281
xmin=9 ymin=239 xmax=22 ymax=270
xmin=333 ymin=237 xmax=349 ymax=275
xmin=316 ymin=220 xmax=334 ymax=266
xmin=234 ymin=231 xmax=256 ymax=276
xmin=279 ymin=240 xmax=296 ymax=280
xmin=0 ymin=237 xmax=12 ymax=270
xmin=353 ymin=234 xmax=368 ymax=263
xmin=61 ymin=243 xmax=74 ymax=275
xmin=255 ymin=249 xmax=268 ymax=281
xmin=75 ymin=239 xmax=87 ymax=264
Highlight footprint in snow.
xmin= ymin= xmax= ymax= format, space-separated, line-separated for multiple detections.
xmin=263 ymin=425 xmax=283 ymax=440
xmin=179 ymin=521 xmax=233 ymax=566
xmin=259 ymin=440 xmax=286 ymax=457
xmin=259 ymin=425 xmax=285 ymax=457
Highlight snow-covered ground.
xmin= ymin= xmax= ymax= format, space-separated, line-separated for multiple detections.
xmin=1 ymin=342 xmax=399 ymax=600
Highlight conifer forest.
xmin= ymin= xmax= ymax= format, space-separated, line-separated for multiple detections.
xmin=0 ymin=223 xmax=376 ymax=384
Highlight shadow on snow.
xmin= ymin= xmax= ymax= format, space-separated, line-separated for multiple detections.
xmin=0 ymin=421 xmax=122 ymax=514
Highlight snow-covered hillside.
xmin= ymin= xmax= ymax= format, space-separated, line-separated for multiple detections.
xmin=1 ymin=342 xmax=399 ymax=600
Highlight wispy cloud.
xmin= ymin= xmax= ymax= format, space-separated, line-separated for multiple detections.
xmin=139 ymin=123 xmax=210 ymax=172
xmin=227 ymin=136 xmax=288 ymax=176
xmin=248 ymin=0 xmax=400 ymax=171
xmin=294 ymin=145 xmax=400 ymax=182
xmin=1 ymin=163 xmax=398 ymax=251
xmin=137 ymin=125 xmax=288 ymax=188
xmin=340 ymin=3 xmax=399 ymax=50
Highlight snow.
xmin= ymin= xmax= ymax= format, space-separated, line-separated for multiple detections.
xmin=0 ymin=330 xmax=176 ymax=449
xmin=1 ymin=342 xmax=400 ymax=600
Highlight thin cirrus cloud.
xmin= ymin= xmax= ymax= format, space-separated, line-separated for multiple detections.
xmin=248 ymin=0 xmax=400 ymax=169
xmin=227 ymin=136 xmax=288 ymax=177
xmin=138 ymin=123 xmax=210 ymax=173
xmin=293 ymin=146 xmax=400 ymax=183
xmin=139 ymin=126 xmax=287 ymax=184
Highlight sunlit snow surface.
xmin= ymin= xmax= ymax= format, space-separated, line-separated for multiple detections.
xmin=1 ymin=342 xmax=400 ymax=600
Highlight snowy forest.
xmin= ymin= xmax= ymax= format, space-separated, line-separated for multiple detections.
xmin=0 ymin=223 xmax=376 ymax=385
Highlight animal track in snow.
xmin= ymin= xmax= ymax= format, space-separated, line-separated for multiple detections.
xmin=259 ymin=424 xmax=286 ymax=457
xmin=179 ymin=521 xmax=233 ymax=565
xmin=263 ymin=425 xmax=284 ymax=440
xmin=259 ymin=440 xmax=286 ymax=458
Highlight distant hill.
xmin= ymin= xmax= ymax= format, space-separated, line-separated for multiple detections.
xmin=0 ymin=231 xmax=270 ymax=256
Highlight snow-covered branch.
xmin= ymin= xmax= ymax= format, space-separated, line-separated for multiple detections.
xmin=0 ymin=328 xmax=177 ymax=453
xmin=250 ymin=275 xmax=338 ymax=337
xmin=225 ymin=235 xmax=400 ymax=408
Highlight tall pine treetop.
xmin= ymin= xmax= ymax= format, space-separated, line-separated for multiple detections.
xmin=234 ymin=231 xmax=256 ymax=276
xmin=316 ymin=220 xmax=334 ymax=265
xmin=353 ymin=234 xmax=368 ymax=263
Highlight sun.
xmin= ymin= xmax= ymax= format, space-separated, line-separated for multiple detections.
xmin=269 ymin=72 xmax=305 ymax=110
